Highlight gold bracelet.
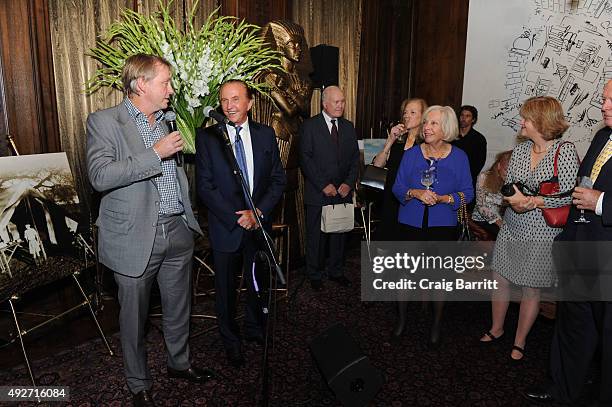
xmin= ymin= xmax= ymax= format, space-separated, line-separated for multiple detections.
xmin=447 ymin=194 xmax=454 ymax=204
xmin=405 ymin=189 xmax=413 ymax=201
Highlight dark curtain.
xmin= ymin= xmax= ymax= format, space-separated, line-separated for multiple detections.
xmin=355 ymin=0 xmax=414 ymax=140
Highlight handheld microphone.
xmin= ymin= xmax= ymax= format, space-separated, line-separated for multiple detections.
xmin=165 ymin=111 xmax=183 ymax=167
xmin=203 ymin=106 xmax=236 ymax=127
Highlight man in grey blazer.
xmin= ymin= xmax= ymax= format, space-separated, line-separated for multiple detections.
xmin=299 ymin=86 xmax=359 ymax=291
xmin=86 ymin=54 xmax=213 ymax=406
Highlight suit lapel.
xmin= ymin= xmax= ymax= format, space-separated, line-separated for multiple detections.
xmin=591 ymin=128 xmax=612 ymax=186
xmin=117 ymin=104 xmax=148 ymax=154
xmin=250 ymin=122 xmax=264 ymax=194
xmin=582 ymin=128 xmax=612 ymax=176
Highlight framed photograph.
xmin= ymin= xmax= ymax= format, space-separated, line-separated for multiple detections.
xmin=0 ymin=153 xmax=86 ymax=301
xmin=362 ymin=139 xmax=386 ymax=166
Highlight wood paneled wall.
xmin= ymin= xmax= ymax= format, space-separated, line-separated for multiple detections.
xmin=0 ymin=0 xmax=59 ymax=155
xmin=411 ymin=0 xmax=469 ymax=109
xmin=0 ymin=42 xmax=8 ymax=155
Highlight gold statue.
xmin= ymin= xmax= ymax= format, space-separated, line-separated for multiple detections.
xmin=253 ymin=20 xmax=313 ymax=256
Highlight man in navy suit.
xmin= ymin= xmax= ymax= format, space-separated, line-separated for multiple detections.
xmin=196 ymin=80 xmax=286 ymax=367
xmin=299 ymin=86 xmax=359 ymax=291
xmin=524 ymin=79 xmax=612 ymax=405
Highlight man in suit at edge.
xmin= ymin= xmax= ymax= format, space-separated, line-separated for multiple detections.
xmin=524 ymin=79 xmax=612 ymax=405
xmin=86 ymin=54 xmax=213 ymax=407
xmin=299 ymin=86 xmax=359 ymax=291
xmin=195 ymin=80 xmax=286 ymax=368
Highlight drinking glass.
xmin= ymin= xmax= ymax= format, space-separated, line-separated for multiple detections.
xmin=421 ymin=169 xmax=435 ymax=190
xmin=574 ymin=176 xmax=592 ymax=224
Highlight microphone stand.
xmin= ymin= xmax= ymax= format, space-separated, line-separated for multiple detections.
xmin=216 ymin=122 xmax=285 ymax=407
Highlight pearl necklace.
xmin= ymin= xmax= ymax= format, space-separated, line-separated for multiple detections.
xmin=532 ymin=142 xmax=554 ymax=154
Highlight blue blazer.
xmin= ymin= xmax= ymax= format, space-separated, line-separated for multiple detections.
xmin=195 ymin=121 xmax=286 ymax=253
xmin=392 ymin=145 xmax=474 ymax=228
xmin=560 ymin=127 xmax=612 ymax=241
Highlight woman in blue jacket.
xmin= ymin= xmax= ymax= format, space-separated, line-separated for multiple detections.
xmin=392 ymin=105 xmax=474 ymax=345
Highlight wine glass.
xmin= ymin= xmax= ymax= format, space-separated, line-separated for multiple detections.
xmin=421 ymin=169 xmax=436 ymax=190
xmin=574 ymin=176 xmax=593 ymax=224
xmin=389 ymin=121 xmax=407 ymax=143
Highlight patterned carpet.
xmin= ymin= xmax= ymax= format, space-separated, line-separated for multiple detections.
xmin=0 ymin=242 xmax=594 ymax=406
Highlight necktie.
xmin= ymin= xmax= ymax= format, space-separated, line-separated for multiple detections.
xmin=331 ymin=119 xmax=339 ymax=145
xmin=234 ymin=126 xmax=250 ymax=193
xmin=590 ymin=138 xmax=612 ymax=182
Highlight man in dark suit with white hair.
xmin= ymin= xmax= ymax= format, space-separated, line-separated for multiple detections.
xmin=524 ymin=79 xmax=612 ymax=406
xmin=299 ymin=86 xmax=359 ymax=291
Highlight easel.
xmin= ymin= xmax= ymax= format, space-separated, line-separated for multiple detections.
xmin=2 ymin=136 xmax=114 ymax=389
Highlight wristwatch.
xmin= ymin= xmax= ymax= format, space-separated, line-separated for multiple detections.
xmin=405 ymin=189 xmax=413 ymax=200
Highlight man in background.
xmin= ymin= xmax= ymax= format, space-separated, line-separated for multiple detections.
xmin=452 ymin=105 xmax=487 ymax=190
xmin=87 ymin=53 xmax=212 ymax=406
xmin=299 ymin=86 xmax=359 ymax=291
xmin=196 ymin=80 xmax=286 ymax=368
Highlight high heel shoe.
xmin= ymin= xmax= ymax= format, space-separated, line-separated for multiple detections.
xmin=391 ymin=301 xmax=408 ymax=338
xmin=510 ymin=345 xmax=525 ymax=362
xmin=479 ymin=330 xmax=504 ymax=343
xmin=428 ymin=320 xmax=441 ymax=348
xmin=428 ymin=301 xmax=444 ymax=348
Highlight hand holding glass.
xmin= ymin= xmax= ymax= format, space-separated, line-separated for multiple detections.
xmin=421 ymin=169 xmax=435 ymax=190
xmin=574 ymin=176 xmax=592 ymax=224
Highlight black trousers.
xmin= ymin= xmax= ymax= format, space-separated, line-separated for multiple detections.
xmin=213 ymin=233 xmax=264 ymax=352
xmin=305 ymin=204 xmax=346 ymax=281
xmin=549 ymin=301 xmax=612 ymax=404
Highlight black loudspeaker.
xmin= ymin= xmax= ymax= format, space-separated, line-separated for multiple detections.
xmin=310 ymin=324 xmax=383 ymax=406
xmin=309 ymin=44 xmax=339 ymax=88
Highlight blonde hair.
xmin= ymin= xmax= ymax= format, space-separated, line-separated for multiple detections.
xmin=422 ymin=105 xmax=459 ymax=142
xmin=121 ymin=54 xmax=171 ymax=97
xmin=400 ymin=98 xmax=428 ymax=121
xmin=400 ymin=98 xmax=428 ymax=142
xmin=519 ymin=96 xmax=569 ymax=140
xmin=483 ymin=150 xmax=512 ymax=193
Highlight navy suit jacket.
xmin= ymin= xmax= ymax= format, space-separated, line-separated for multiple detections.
xmin=561 ymin=126 xmax=612 ymax=241
xmin=299 ymin=113 xmax=360 ymax=206
xmin=195 ymin=120 xmax=286 ymax=253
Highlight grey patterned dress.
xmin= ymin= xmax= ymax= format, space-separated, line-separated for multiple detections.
xmin=492 ymin=140 xmax=579 ymax=287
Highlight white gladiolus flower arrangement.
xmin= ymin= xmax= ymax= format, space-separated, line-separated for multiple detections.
xmin=86 ymin=0 xmax=281 ymax=153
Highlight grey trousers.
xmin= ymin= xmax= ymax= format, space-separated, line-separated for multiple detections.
xmin=114 ymin=215 xmax=194 ymax=394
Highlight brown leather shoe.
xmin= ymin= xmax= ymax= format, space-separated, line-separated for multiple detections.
xmin=133 ymin=390 xmax=156 ymax=407
xmin=167 ymin=366 xmax=215 ymax=383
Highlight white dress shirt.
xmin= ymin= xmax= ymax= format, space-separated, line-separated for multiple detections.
xmin=322 ymin=110 xmax=338 ymax=134
xmin=226 ymin=120 xmax=254 ymax=195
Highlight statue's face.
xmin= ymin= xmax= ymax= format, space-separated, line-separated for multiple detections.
xmin=282 ymin=36 xmax=302 ymax=63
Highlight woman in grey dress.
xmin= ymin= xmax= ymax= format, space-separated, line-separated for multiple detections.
xmin=480 ymin=96 xmax=579 ymax=361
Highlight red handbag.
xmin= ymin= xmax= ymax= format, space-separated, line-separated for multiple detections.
xmin=539 ymin=141 xmax=575 ymax=228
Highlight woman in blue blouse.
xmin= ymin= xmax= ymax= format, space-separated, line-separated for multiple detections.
xmin=392 ymin=105 xmax=474 ymax=345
